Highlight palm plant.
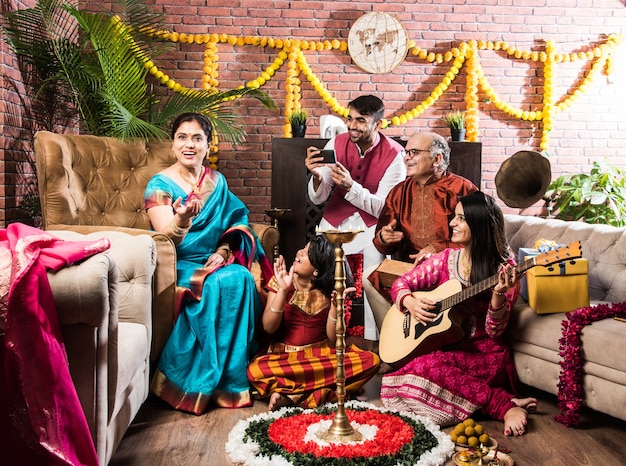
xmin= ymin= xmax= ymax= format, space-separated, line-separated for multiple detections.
xmin=1 ymin=0 xmax=274 ymax=142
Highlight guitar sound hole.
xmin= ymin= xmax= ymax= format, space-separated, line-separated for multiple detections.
xmin=434 ymin=302 xmax=442 ymax=313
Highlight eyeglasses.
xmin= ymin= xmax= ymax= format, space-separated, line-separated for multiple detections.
xmin=402 ymin=148 xmax=431 ymax=159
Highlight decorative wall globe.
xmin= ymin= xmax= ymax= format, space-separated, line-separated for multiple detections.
xmin=348 ymin=12 xmax=409 ymax=74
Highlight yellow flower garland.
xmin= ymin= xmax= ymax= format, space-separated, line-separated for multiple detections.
xmin=464 ymin=41 xmax=480 ymax=142
xmin=541 ymin=40 xmax=556 ymax=152
xmin=128 ymin=17 xmax=623 ymax=152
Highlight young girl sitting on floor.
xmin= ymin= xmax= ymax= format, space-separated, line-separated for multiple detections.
xmin=248 ymin=235 xmax=380 ymax=410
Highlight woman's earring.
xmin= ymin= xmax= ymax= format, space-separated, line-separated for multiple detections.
xmin=313 ymin=270 xmax=318 ymax=276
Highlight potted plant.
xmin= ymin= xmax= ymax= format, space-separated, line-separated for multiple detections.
xmin=543 ymin=160 xmax=626 ymax=227
xmin=442 ymin=110 xmax=466 ymax=141
xmin=288 ymin=109 xmax=307 ymax=137
xmin=1 ymin=0 xmax=274 ymax=142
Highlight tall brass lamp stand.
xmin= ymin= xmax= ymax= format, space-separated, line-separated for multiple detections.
xmin=317 ymin=227 xmax=363 ymax=442
xmin=265 ymin=208 xmax=290 ymax=258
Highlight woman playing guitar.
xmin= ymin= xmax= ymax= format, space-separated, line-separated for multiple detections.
xmin=380 ymin=191 xmax=537 ymax=437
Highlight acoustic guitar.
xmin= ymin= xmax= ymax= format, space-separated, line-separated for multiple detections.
xmin=379 ymin=241 xmax=583 ymax=368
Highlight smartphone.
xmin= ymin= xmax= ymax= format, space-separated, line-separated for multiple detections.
xmin=319 ymin=149 xmax=336 ymax=164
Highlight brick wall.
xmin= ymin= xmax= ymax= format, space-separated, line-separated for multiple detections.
xmin=2 ymin=0 xmax=625 ymax=225
xmin=1 ymin=0 xmax=39 ymax=226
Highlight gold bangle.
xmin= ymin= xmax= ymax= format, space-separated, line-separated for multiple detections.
xmin=328 ymin=315 xmax=338 ymax=323
xmin=218 ymin=244 xmax=232 ymax=260
xmin=492 ymin=288 xmax=506 ymax=296
xmin=489 ymin=301 xmax=506 ymax=311
xmin=270 ymin=306 xmax=283 ymax=314
xmin=170 ymin=219 xmax=191 ymax=237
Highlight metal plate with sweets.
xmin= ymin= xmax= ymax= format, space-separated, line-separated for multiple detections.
xmin=453 ymin=449 xmax=514 ymax=466
xmin=455 ymin=437 xmax=498 ymax=452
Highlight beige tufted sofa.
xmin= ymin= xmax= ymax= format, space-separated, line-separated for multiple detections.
xmin=504 ymin=214 xmax=626 ymax=422
xmin=34 ymin=131 xmax=278 ymax=464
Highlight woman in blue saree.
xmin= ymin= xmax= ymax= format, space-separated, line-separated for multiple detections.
xmin=145 ymin=113 xmax=272 ymax=414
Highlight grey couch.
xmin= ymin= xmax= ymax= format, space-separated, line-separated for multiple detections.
xmin=47 ymin=230 xmax=156 ymax=465
xmin=504 ymin=214 xmax=626 ymax=422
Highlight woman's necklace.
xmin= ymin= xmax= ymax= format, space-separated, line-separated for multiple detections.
xmin=459 ymin=251 xmax=471 ymax=279
xmin=178 ymin=165 xmax=203 ymax=195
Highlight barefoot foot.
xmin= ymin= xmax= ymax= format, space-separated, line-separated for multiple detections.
xmin=512 ymin=397 xmax=537 ymax=413
xmin=503 ymin=406 xmax=529 ymax=436
xmin=268 ymin=392 xmax=293 ymax=411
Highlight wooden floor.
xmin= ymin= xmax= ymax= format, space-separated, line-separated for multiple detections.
xmin=110 ymin=374 xmax=626 ymax=466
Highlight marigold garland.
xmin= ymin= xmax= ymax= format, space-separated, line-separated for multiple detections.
xmin=540 ymin=40 xmax=556 ymax=152
xmin=464 ymin=41 xmax=480 ymax=142
xmin=555 ymin=302 xmax=626 ymax=427
xmin=126 ymin=16 xmax=623 ymax=151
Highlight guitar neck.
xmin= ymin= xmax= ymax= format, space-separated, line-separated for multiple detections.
xmin=439 ymin=256 xmax=538 ymax=309
xmin=436 ymin=241 xmax=582 ymax=310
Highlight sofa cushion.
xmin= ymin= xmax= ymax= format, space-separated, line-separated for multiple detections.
xmin=508 ymin=302 xmax=626 ymax=384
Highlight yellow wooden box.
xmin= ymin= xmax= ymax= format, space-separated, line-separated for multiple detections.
xmin=527 ymin=258 xmax=590 ymax=314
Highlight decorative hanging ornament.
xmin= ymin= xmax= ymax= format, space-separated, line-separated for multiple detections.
xmin=348 ymin=12 xmax=409 ymax=74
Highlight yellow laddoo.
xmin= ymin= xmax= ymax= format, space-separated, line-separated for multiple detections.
xmin=452 ymin=417 xmax=492 ymax=447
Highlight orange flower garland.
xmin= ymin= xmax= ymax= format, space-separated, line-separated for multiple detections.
xmin=541 ymin=40 xmax=556 ymax=152
xmin=124 ymin=17 xmax=623 ymax=151
xmin=203 ymin=39 xmax=220 ymax=92
xmin=464 ymin=41 xmax=480 ymax=142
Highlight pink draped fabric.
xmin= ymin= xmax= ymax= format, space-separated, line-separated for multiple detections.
xmin=1 ymin=223 xmax=110 ymax=466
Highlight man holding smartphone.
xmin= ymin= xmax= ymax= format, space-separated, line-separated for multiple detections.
xmin=305 ymin=94 xmax=406 ymax=344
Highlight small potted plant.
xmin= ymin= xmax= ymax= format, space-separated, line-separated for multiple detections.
xmin=288 ymin=109 xmax=307 ymax=138
xmin=442 ymin=110 xmax=466 ymax=141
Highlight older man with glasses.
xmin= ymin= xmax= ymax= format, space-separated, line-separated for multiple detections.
xmin=363 ymin=131 xmax=478 ymax=343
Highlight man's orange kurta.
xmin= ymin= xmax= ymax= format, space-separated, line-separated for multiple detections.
xmin=373 ymin=172 xmax=478 ymax=261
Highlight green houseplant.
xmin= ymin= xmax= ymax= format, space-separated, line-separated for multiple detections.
xmin=288 ymin=109 xmax=307 ymax=137
xmin=442 ymin=110 xmax=466 ymax=130
xmin=442 ymin=110 xmax=466 ymax=142
xmin=1 ymin=0 xmax=274 ymax=142
xmin=543 ymin=160 xmax=626 ymax=227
